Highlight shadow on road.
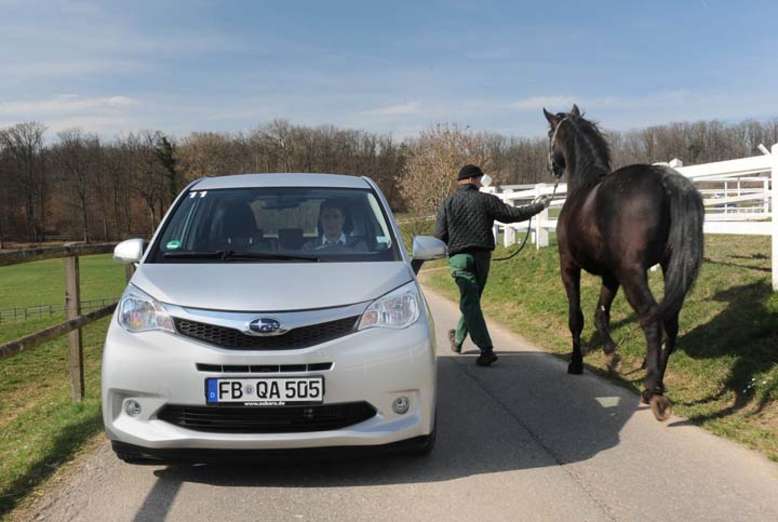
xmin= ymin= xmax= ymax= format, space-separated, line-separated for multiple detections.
xmin=131 ymin=352 xmax=637 ymax=519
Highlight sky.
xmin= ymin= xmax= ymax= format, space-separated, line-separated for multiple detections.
xmin=1 ymin=0 xmax=778 ymax=140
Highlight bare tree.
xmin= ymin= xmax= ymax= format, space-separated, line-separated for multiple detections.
xmin=401 ymin=124 xmax=492 ymax=215
xmin=53 ymin=129 xmax=101 ymax=242
xmin=178 ymin=132 xmax=238 ymax=181
xmin=1 ymin=116 xmax=777 ymax=242
xmin=0 ymin=122 xmax=48 ymax=241
xmin=122 ymin=132 xmax=170 ymax=234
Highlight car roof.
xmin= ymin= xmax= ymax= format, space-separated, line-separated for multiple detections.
xmin=191 ymin=173 xmax=372 ymax=190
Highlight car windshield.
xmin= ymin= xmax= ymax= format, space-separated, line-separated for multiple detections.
xmin=147 ymin=186 xmax=400 ymax=263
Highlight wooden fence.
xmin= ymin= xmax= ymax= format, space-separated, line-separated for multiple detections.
xmin=0 ymin=242 xmax=131 ymax=401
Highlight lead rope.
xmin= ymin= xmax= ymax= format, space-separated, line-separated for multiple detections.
xmin=492 ymin=179 xmax=560 ymax=262
xmin=491 ymin=115 xmax=567 ymax=262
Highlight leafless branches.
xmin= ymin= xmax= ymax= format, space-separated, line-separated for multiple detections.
xmin=0 ymin=116 xmax=775 ymax=245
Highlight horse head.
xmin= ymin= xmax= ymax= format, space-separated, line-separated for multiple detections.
xmin=542 ymin=105 xmax=610 ymax=190
xmin=542 ymin=105 xmax=579 ymax=179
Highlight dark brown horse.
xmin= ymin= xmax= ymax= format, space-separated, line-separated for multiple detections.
xmin=543 ymin=105 xmax=704 ymax=421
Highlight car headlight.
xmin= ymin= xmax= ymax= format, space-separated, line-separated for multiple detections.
xmin=358 ymin=282 xmax=421 ymax=330
xmin=117 ymin=285 xmax=175 ymax=334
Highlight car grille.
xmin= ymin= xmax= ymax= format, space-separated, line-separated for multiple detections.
xmin=157 ymin=402 xmax=377 ymax=433
xmin=173 ymin=316 xmax=359 ymax=350
xmin=196 ymin=362 xmax=333 ymax=373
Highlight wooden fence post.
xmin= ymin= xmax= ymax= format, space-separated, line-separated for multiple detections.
xmin=770 ymin=143 xmax=778 ymax=292
xmin=64 ymin=255 xmax=84 ymax=401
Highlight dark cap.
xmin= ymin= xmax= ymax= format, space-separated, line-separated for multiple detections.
xmin=457 ymin=164 xmax=484 ymax=181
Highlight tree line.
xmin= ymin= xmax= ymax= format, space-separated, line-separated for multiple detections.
xmin=1 ymin=116 xmax=776 ymax=246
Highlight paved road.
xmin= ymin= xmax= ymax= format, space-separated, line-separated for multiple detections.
xmin=25 ymin=287 xmax=778 ymax=522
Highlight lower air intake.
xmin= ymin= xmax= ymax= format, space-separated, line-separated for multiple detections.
xmin=157 ymin=402 xmax=377 ymax=433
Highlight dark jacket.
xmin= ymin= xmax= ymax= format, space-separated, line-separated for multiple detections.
xmin=434 ymin=184 xmax=544 ymax=255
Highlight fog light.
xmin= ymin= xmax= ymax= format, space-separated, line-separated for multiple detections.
xmin=125 ymin=399 xmax=142 ymax=417
xmin=392 ymin=396 xmax=410 ymax=415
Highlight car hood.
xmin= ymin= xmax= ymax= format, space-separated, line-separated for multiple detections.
xmin=131 ymin=262 xmax=414 ymax=311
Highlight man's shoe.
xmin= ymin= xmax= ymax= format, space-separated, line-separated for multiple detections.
xmin=448 ymin=329 xmax=462 ymax=353
xmin=476 ymin=352 xmax=498 ymax=367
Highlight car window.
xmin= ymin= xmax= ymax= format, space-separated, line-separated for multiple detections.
xmin=148 ymin=187 xmax=400 ymax=263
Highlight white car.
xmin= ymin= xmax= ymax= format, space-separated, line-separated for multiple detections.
xmin=102 ymin=173 xmax=446 ymax=463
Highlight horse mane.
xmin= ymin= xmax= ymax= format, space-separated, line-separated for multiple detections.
xmin=559 ymin=112 xmax=612 ymax=186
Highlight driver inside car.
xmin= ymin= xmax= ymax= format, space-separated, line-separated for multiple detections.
xmin=304 ymin=198 xmax=367 ymax=251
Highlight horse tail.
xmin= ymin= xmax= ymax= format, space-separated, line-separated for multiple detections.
xmin=650 ymin=168 xmax=705 ymax=323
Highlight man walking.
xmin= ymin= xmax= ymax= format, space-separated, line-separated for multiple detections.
xmin=434 ymin=164 xmax=551 ymax=366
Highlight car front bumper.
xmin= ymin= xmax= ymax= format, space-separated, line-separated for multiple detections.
xmin=101 ymin=312 xmax=436 ymax=451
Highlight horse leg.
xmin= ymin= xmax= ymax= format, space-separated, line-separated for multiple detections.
xmin=562 ymin=262 xmax=584 ymax=375
xmin=658 ymin=260 xmax=680 ymax=397
xmin=594 ymin=274 xmax=620 ymax=372
xmin=619 ymin=270 xmax=671 ymax=420
xmin=639 ymin=261 xmax=677 ymax=372
xmin=660 ymin=311 xmax=679 ymax=377
xmin=651 ymin=310 xmax=679 ymax=421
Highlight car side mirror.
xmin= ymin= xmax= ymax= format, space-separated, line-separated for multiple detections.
xmin=411 ymin=236 xmax=447 ymax=274
xmin=113 ymin=238 xmax=145 ymax=264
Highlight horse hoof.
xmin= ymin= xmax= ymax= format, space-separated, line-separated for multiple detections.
xmin=650 ymin=395 xmax=672 ymax=421
xmin=567 ymin=361 xmax=583 ymax=375
xmin=605 ymin=352 xmax=621 ymax=373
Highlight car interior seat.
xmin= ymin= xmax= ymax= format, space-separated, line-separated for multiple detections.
xmin=210 ymin=201 xmax=260 ymax=250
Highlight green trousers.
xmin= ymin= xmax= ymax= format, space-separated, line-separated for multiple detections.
xmin=448 ymin=251 xmax=493 ymax=353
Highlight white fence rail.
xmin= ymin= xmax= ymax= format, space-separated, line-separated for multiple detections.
xmin=484 ymin=143 xmax=778 ymax=290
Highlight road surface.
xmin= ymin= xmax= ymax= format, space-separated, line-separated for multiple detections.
xmin=23 ymin=286 xmax=778 ymax=521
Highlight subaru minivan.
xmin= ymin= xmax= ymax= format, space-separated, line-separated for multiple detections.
xmin=103 ymin=173 xmax=446 ymax=463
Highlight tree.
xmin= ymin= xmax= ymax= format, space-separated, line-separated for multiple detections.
xmin=154 ymin=134 xmax=179 ymax=205
xmin=1 ymin=115 xmax=777 ymax=242
xmin=54 ymin=129 xmax=101 ymax=242
xmin=178 ymin=132 xmax=237 ymax=181
xmin=401 ymin=124 xmax=491 ymax=215
xmin=0 ymin=122 xmax=48 ymax=241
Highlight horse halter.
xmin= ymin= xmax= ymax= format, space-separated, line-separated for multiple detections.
xmin=547 ymin=116 xmax=569 ymax=179
xmin=494 ymin=122 xmax=565 ymax=263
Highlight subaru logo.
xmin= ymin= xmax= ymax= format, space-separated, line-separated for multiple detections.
xmin=247 ymin=318 xmax=283 ymax=336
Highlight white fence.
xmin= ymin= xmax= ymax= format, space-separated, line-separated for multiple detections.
xmin=484 ymin=143 xmax=778 ymax=290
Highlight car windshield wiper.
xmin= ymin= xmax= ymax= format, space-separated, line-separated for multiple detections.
xmin=162 ymin=250 xmax=226 ymax=259
xmin=162 ymin=250 xmax=319 ymax=262
xmin=223 ymin=250 xmax=320 ymax=262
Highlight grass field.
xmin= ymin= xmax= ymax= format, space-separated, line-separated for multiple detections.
xmin=421 ymin=234 xmax=778 ymax=461
xmin=0 ymin=255 xmax=126 ymax=343
xmin=0 ymin=254 xmax=124 ymax=517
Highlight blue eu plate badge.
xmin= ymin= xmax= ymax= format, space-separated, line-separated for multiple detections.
xmin=207 ymin=379 xmax=218 ymax=403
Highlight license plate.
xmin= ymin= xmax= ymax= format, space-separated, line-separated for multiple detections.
xmin=205 ymin=376 xmax=324 ymax=405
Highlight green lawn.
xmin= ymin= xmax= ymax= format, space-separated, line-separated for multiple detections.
xmin=0 ymin=254 xmax=126 ymax=343
xmin=0 ymin=254 xmax=125 ymax=518
xmin=421 ymin=234 xmax=778 ymax=461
